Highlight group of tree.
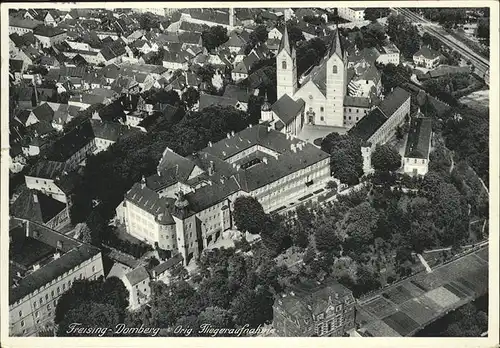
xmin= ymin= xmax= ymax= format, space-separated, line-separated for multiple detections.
xmin=138 ymin=12 xmax=162 ymax=31
xmin=296 ymin=37 xmax=328 ymax=77
xmin=56 ymin=277 xmax=129 ymax=336
xmin=351 ymin=24 xmax=387 ymax=50
xmin=378 ymin=62 xmax=412 ymax=94
xmin=423 ymin=73 xmax=472 ymax=97
xmin=233 ymin=196 xmax=292 ymax=256
xmin=363 ymin=8 xmax=391 ymax=22
xmin=441 ymin=106 xmax=489 ymax=185
xmin=477 ymin=18 xmax=490 ymax=45
xmin=201 ymin=25 xmax=229 ymax=51
xmin=415 ymin=8 xmax=468 ymax=28
xmin=321 ymin=132 xmax=363 ymax=186
xmin=125 ymin=245 xmax=292 ymax=335
xmin=386 ymin=14 xmax=421 ymax=59
xmin=244 ymin=25 xmax=269 ymax=55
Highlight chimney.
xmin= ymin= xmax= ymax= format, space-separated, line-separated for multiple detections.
xmin=290 ymin=291 xmax=295 ymax=296
xmin=33 ymin=264 xmax=40 ymax=271
xmin=158 ymin=213 xmax=163 ymax=221
xmin=263 ymin=157 xmax=268 ymax=164
xmin=231 ymin=130 xmax=235 ymax=137
xmin=226 ymin=132 xmax=231 ymax=139
xmin=335 ymin=293 xmax=339 ymax=299
xmin=208 ymin=141 xmax=213 ymax=147
xmin=291 ymin=143 xmax=297 ymax=153
xmin=208 ymin=160 xmax=214 ymax=176
xmin=33 ymin=193 xmax=38 ymax=203
xmin=236 ymin=164 xmax=241 ymax=171
xmin=141 ymin=175 xmax=146 ymax=188
xmin=249 ymin=124 xmax=252 ymax=128
xmin=54 ymin=252 xmax=61 ymax=260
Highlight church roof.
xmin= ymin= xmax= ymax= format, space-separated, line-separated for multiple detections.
xmin=278 ymin=25 xmax=292 ymax=55
xmin=271 ymin=95 xmax=305 ymax=125
xmin=328 ymin=28 xmax=343 ymax=59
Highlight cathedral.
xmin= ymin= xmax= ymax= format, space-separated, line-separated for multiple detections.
xmin=261 ymin=25 xmax=382 ymax=136
xmin=261 ymin=26 xmax=348 ymax=134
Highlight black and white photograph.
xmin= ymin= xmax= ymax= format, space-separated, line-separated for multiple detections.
xmin=1 ymin=2 xmax=498 ymax=344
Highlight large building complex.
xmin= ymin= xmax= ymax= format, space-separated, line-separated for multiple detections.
xmin=273 ymin=279 xmax=356 ymax=336
xmin=9 ymin=218 xmax=104 ymax=336
xmin=116 ymin=124 xmax=332 ymax=265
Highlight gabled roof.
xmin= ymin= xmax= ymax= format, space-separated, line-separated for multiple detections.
xmin=348 ymin=107 xmax=387 ymax=142
xmin=10 ymin=188 xmax=66 ymax=224
xmin=404 ymin=117 xmax=432 ymax=159
xmin=45 ymin=120 xmax=95 ymax=162
xmin=125 ymin=183 xmax=175 ymax=225
xmin=33 ymin=25 xmax=66 ymax=38
xmin=32 ymin=103 xmax=55 ymax=123
xmin=199 ymin=94 xmax=239 ymax=110
xmin=28 ymin=160 xmax=71 ymax=179
xmin=378 ymin=87 xmax=411 ymax=117
xmin=414 ymin=46 xmax=440 ymax=60
xmin=271 ymin=94 xmax=305 ymax=125
xmin=223 ymin=84 xmax=251 ymax=103
xmin=125 ymin=266 xmax=150 ymax=286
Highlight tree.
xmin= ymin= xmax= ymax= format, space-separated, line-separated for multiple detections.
xmin=196 ymin=64 xmax=216 ymax=83
xmin=371 ymin=144 xmax=401 ymax=172
xmin=139 ymin=13 xmax=160 ymax=31
xmin=233 ymin=196 xmax=268 ymax=235
xmin=354 ymin=265 xmax=381 ymax=297
xmin=202 ymin=26 xmax=229 ymax=51
xmin=387 ymin=15 xmax=420 ymax=58
xmin=198 ymin=307 xmax=234 ymax=331
xmin=379 ymin=63 xmax=412 ymax=94
xmin=477 ymin=18 xmax=490 ymax=44
xmin=314 ymin=223 xmax=341 ymax=254
xmin=363 ymin=8 xmax=391 ymax=22
xmin=230 ymin=286 xmax=274 ymax=328
xmin=247 ymin=94 xmax=264 ymax=125
xmin=85 ymin=208 xmax=108 ymax=245
xmin=321 ymin=132 xmax=363 ymax=185
xmin=181 ymin=87 xmax=200 ymax=109
xmin=55 ymin=277 xmax=129 ymax=331
xmin=249 ymin=25 xmax=269 ymax=45
xmin=288 ymin=25 xmax=305 ymax=46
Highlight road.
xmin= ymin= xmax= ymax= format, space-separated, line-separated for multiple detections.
xmin=393 ymin=8 xmax=490 ymax=78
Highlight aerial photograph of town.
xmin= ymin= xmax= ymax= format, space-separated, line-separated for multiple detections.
xmin=5 ymin=4 xmax=493 ymax=339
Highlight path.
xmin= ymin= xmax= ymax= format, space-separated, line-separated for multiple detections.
xmin=417 ymin=253 xmax=433 ymax=273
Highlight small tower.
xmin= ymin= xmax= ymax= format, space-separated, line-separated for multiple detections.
xmin=260 ymin=93 xmax=273 ymax=123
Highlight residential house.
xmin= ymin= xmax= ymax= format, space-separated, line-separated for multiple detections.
xmin=122 ymin=266 xmax=151 ymax=310
xmin=232 ymin=51 xmax=260 ymax=82
xmin=33 ymin=25 xmax=67 ymax=48
xmin=9 ymin=17 xmax=42 ymax=35
xmin=338 ymin=7 xmax=366 ymax=22
xmin=403 ymin=117 xmax=433 ymax=176
xmin=273 ymin=279 xmax=355 ymax=337
xmin=413 ymin=46 xmax=441 ymax=69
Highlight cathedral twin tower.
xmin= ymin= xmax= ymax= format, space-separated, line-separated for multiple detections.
xmin=276 ymin=26 xmax=348 ymax=128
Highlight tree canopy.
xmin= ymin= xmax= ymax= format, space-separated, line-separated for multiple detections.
xmin=371 ymin=144 xmax=402 ymax=172
xmin=321 ymin=132 xmax=363 ymax=185
xmin=202 ymin=26 xmax=229 ymax=51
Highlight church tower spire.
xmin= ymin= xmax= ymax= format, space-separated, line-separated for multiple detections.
xmin=325 ymin=28 xmax=347 ymax=127
xmin=276 ymin=23 xmax=297 ymax=100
